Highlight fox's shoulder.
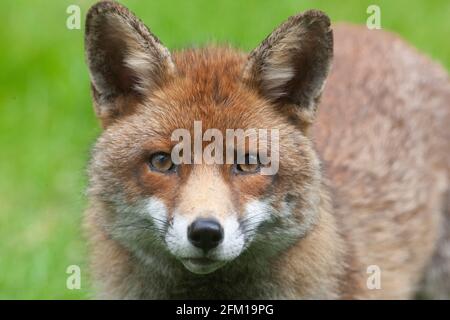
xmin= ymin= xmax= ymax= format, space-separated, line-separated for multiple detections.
xmin=314 ymin=23 xmax=450 ymax=173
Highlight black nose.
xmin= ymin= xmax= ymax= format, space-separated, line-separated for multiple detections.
xmin=188 ymin=218 xmax=224 ymax=251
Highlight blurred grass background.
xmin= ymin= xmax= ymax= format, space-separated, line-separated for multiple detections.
xmin=0 ymin=0 xmax=449 ymax=299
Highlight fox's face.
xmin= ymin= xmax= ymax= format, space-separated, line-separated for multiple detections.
xmin=85 ymin=1 xmax=332 ymax=274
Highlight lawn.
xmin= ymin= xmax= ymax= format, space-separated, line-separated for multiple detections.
xmin=0 ymin=0 xmax=449 ymax=299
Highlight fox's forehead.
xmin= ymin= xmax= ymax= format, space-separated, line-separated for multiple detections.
xmin=101 ymin=47 xmax=303 ymax=153
xmin=171 ymin=47 xmax=247 ymax=101
xmin=134 ymin=48 xmax=283 ymax=135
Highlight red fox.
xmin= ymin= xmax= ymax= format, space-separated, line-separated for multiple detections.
xmin=84 ymin=1 xmax=450 ymax=299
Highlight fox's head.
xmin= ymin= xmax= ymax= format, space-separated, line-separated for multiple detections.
xmin=85 ymin=1 xmax=332 ymax=274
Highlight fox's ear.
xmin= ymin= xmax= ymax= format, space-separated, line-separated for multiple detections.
xmin=85 ymin=1 xmax=175 ymax=126
xmin=242 ymin=10 xmax=332 ymax=124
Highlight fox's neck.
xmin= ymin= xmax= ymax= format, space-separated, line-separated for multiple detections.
xmin=274 ymin=188 xmax=349 ymax=298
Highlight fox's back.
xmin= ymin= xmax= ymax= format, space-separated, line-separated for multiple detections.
xmin=314 ymin=24 xmax=450 ymax=298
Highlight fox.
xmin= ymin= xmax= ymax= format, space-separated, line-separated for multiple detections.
xmin=84 ymin=0 xmax=450 ymax=299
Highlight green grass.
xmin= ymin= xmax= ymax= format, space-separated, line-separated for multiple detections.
xmin=0 ymin=0 xmax=449 ymax=299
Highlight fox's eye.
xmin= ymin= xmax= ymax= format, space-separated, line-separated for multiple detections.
xmin=149 ymin=152 xmax=175 ymax=173
xmin=235 ymin=154 xmax=260 ymax=174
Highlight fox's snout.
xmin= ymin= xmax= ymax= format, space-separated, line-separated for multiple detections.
xmin=187 ymin=218 xmax=224 ymax=252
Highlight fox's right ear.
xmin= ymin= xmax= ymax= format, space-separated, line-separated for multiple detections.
xmin=242 ymin=10 xmax=333 ymax=125
xmin=85 ymin=1 xmax=175 ymax=127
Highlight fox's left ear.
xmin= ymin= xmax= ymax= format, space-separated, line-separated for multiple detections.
xmin=85 ymin=1 xmax=175 ymax=127
xmin=242 ymin=10 xmax=333 ymax=124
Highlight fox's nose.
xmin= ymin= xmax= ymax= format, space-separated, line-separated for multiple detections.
xmin=188 ymin=218 xmax=224 ymax=252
